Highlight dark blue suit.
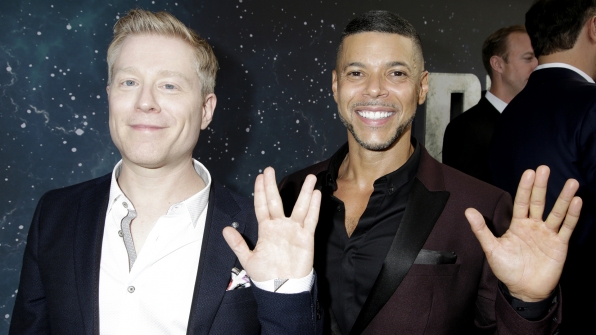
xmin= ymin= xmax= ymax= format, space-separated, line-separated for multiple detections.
xmin=490 ymin=67 xmax=596 ymax=334
xmin=9 ymin=174 xmax=321 ymax=334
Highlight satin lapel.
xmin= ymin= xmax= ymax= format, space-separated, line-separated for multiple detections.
xmin=72 ymin=176 xmax=111 ymax=335
xmin=349 ymin=178 xmax=450 ymax=335
xmin=186 ymin=184 xmax=244 ymax=335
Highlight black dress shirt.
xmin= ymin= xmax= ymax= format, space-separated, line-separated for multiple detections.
xmin=314 ymin=140 xmax=421 ymax=334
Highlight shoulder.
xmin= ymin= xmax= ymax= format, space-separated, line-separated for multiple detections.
xmin=279 ymin=159 xmax=330 ymax=194
xmin=211 ymin=181 xmax=253 ymax=212
xmin=39 ymin=174 xmax=111 ymax=208
xmin=278 ymin=159 xmax=331 ymax=216
xmin=447 ymin=99 xmax=497 ymax=129
xmin=419 ymin=149 xmax=511 ymax=233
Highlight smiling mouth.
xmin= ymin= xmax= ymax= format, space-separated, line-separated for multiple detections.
xmin=356 ymin=111 xmax=394 ymax=120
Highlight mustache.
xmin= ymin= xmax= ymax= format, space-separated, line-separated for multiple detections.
xmin=350 ymin=101 xmax=398 ymax=109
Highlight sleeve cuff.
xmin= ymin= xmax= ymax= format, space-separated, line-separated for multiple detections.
xmin=499 ymin=281 xmax=558 ymax=321
xmin=251 ymin=269 xmax=314 ymax=294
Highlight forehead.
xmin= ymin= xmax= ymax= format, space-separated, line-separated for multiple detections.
xmin=112 ymin=34 xmax=198 ymax=79
xmin=338 ymin=32 xmax=419 ymax=69
xmin=506 ymin=32 xmax=532 ymax=52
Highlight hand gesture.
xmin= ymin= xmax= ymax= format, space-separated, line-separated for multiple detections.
xmin=223 ymin=167 xmax=321 ymax=282
xmin=465 ymin=165 xmax=582 ymax=302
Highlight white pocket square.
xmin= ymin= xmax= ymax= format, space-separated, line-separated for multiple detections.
xmin=227 ymin=267 xmax=251 ymax=291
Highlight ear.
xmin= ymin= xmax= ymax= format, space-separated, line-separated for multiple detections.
xmin=588 ymin=15 xmax=596 ymax=44
xmin=417 ymin=71 xmax=429 ymax=105
xmin=331 ymin=70 xmax=339 ymax=103
xmin=200 ymin=93 xmax=216 ymax=130
xmin=106 ymin=85 xmax=110 ymax=95
xmin=490 ymin=55 xmax=504 ymax=75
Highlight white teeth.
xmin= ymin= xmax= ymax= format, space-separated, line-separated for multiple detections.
xmin=357 ymin=111 xmax=392 ymax=120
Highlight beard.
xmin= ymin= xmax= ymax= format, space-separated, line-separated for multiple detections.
xmin=338 ymin=101 xmax=415 ymax=151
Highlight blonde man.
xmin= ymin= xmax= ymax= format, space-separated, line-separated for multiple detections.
xmin=10 ymin=9 xmax=322 ymax=335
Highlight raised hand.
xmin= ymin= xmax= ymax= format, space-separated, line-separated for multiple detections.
xmin=465 ymin=165 xmax=582 ymax=302
xmin=223 ymin=167 xmax=321 ymax=282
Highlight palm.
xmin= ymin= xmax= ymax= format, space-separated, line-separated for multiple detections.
xmin=223 ymin=167 xmax=320 ymax=282
xmin=466 ymin=166 xmax=581 ymax=302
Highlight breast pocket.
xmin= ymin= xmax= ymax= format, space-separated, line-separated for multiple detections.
xmin=210 ymin=288 xmax=260 ymax=334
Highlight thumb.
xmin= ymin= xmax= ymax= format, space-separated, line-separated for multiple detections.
xmin=222 ymin=227 xmax=251 ymax=266
xmin=465 ymin=208 xmax=498 ymax=253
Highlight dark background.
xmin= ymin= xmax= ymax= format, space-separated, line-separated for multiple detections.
xmin=0 ymin=0 xmax=531 ymax=331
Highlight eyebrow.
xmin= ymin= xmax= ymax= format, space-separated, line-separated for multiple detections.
xmin=114 ymin=67 xmax=194 ymax=86
xmin=342 ymin=61 xmax=412 ymax=72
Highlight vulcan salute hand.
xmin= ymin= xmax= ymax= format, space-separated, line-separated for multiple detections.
xmin=466 ymin=166 xmax=582 ymax=302
xmin=223 ymin=167 xmax=321 ymax=282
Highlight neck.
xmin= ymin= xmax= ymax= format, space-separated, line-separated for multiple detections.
xmin=488 ymin=82 xmax=514 ymax=104
xmin=539 ymin=45 xmax=596 ymax=80
xmin=117 ymin=158 xmax=205 ymax=209
xmin=339 ymin=130 xmax=414 ymax=188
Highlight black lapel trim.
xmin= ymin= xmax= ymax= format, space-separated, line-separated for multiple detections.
xmin=348 ymin=178 xmax=450 ymax=335
xmin=186 ymin=183 xmax=244 ymax=335
xmin=72 ymin=175 xmax=111 ymax=335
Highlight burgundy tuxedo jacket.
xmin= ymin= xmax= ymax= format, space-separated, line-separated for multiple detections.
xmin=279 ymin=143 xmax=562 ymax=335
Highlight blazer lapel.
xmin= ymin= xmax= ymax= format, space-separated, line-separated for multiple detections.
xmin=186 ymin=183 xmax=245 ymax=335
xmin=349 ymin=177 xmax=449 ymax=335
xmin=72 ymin=175 xmax=111 ymax=335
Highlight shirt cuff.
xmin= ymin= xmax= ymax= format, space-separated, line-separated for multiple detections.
xmin=499 ymin=281 xmax=558 ymax=321
xmin=251 ymin=269 xmax=314 ymax=294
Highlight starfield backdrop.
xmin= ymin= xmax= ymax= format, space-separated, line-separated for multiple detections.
xmin=0 ymin=0 xmax=531 ymax=331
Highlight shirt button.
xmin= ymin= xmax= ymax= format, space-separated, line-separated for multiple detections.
xmin=127 ymin=286 xmax=135 ymax=293
xmin=118 ymin=230 xmax=123 ymax=237
xmin=122 ymin=202 xmax=128 ymax=208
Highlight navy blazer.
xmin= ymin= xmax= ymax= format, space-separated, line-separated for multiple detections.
xmin=443 ymin=95 xmax=501 ymax=184
xmin=490 ymin=67 xmax=596 ymax=334
xmin=10 ymin=174 xmax=321 ymax=334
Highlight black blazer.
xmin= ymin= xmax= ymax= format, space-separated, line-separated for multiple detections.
xmin=490 ymin=67 xmax=596 ymax=334
xmin=10 ymin=174 xmax=321 ymax=334
xmin=443 ymin=95 xmax=501 ymax=184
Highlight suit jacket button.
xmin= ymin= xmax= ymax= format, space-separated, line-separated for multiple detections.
xmin=231 ymin=222 xmax=239 ymax=229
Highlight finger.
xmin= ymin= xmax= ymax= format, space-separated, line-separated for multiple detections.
xmin=465 ymin=208 xmax=499 ymax=254
xmin=512 ymin=169 xmax=536 ymax=220
xmin=222 ymin=227 xmax=251 ymax=266
xmin=290 ymin=174 xmax=318 ymax=226
xmin=263 ymin=167 xmax=285 ymax=219
xmin=557 ymin=196 xmax=582 ymax=242
xmin=528 ymin=166 xmax=550 ymax=220
xmin=545 ymin=178 xmax=580 ymax=231
xmin=254 ymin=174 xmax=270 ymax=223
xmin=303 ymin=189 xmax=322 ymax=233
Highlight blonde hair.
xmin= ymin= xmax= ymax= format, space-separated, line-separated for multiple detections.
xmin=107 ymin=9 xmax=218 ymax=97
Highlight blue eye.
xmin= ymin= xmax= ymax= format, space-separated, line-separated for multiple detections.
xmin=124 ymin=80 xmax=136 ymax=86
xmin=164 ymin=84 xmax=176 ymax=90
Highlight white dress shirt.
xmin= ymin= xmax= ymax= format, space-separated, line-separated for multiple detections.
xmin=485 ymin=91 xmax=508 ymax=113
xmin=99 ymin=159 xmax=313 ymax=334
xmin=99 ymin=160 xmax=210 ymax=335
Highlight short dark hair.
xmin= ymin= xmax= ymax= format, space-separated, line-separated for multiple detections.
xmin=526 ymin=0 xmax=596 ymax=57
xmin=337 ymin=10 xmax=424 ymax=70
xmin=482 ymin=25 xmax=527 ymax=78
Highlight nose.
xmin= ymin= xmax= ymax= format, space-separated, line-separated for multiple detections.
xmin=363 ymin=73 xmax=388 ymax=98
xmin=135 ymin=85 xmax=160 ymax=113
